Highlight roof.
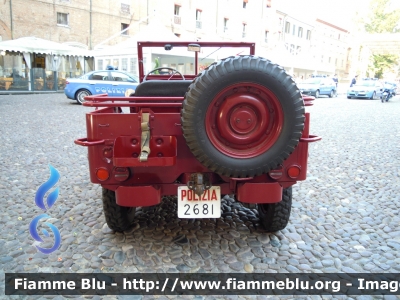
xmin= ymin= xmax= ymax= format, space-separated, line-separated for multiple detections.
xmin=0 ymin=37 xmax=93 ymax=57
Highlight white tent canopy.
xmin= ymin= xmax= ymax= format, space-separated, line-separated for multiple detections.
xmin=0 ymin=36 xmax=93 ymax=57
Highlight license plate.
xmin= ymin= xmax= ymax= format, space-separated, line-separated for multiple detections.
xmin=177 ymin=186 xmax=221 ymax=218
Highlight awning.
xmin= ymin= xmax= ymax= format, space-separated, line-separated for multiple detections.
xmin=0 ymin=36 xmax=93 ymax=57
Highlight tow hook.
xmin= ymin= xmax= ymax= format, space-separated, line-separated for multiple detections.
xmin=139 ymin=112 xmax=151 ymax=162
xmin=187 ymin=173 xmax=212 ymax=197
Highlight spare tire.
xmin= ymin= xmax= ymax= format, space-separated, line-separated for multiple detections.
xmin=181 ymin=56 xmax=305 ymax=178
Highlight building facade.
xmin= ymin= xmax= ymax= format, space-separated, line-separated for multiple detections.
xmin=1 ymin=0 xmax=362 ymax=82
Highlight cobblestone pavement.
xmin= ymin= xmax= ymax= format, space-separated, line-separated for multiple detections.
xmin=1 ymin=93 xmax=400 ymax=299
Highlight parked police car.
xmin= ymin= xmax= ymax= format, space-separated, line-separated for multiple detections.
xmin=64 ymin=69 xmax=139 ymax=104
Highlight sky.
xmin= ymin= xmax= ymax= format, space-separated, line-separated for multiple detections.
xmin=274 ymin=0 xmax=371 ymax=30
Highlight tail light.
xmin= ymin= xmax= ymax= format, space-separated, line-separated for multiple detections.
xmin=287 ymin=165 xmax=301 ymax=179
xmin=113 ymin=167 xmax=130 ymax=182
xmin=269 ymin=166 xmax=283 ymax=180
xmin=96 ymin=168 xmax=110 ymax=181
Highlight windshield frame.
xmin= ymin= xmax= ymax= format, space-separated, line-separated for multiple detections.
xmin=137 ymin=41 xmax=256 ymax=82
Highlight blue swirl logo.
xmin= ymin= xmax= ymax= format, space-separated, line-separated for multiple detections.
xmin=29 ymin=165 xmax=61 ymax=254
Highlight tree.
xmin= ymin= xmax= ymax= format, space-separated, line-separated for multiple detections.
xmin=364 ymin=0 xmax=400 ymax=33
xmin=370 ymin=54 xmax=398 ymax=78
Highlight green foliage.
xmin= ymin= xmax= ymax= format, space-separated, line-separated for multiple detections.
xmin=370 ymin=53 xmax=399 ymax=78
xmin=364 ymin=0 xmax=400 ymax=33
xmin=154 ymin=57 xmax=160 ymax=75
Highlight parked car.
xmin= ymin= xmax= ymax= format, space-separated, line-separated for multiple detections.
xmin=384 ymin=81 xmax=397 ymax=96
xmin=297 ymin=77 xmax=337 ymax=98
xmin=347 ymin=79 xmax=384 ymax=99
xmin=64 ymin=70 xmax=139 ymax=104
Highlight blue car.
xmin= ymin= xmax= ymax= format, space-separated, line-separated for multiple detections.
xmin=347 ymin=79 xmax=384 ymax=99
xmin=64 ymin=70 xmax=139 ymax=104
xmin=297 ymin=77 xmax=337 ymax=98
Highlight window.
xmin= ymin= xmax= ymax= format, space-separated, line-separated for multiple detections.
xmin=57 ymin=12 xmax=68 ymax=26
xmin=242 ymin=23 xmax=247 ymax=38
xmin=243 ymin=0 xmax=247 ymax=8
xmin=321 ymin=55 xmax=324 ymax=63
xmin=298 ymin=27 xmax=303 ymax=38
xmin=224 ymin=18 xmax=229 ymax=32
xmin=306 ymin=30 xmax=311 ymax=40
xmin=121 ymin=23 xmax=129 ymax=35
xmin=266 ymin=0 xmax=272 ymax=7
xmin=121 ymin=58 xmax=128 ymax=71
xmin=121 ymin=3 xmax=130 ymax=14
xmin=328 ymin=57 xmax=331 ymax=63
xmin=174 ymin=4 xmax=180 ymax=15
xmin=196 ymin=9 xmax=202 ymax=29
xmin=285 ymin=21 xmax=290 ymax=33
xmin=292 ymin=24 xmax=296 ymax=36
xmin=90 ymin=71 xmax=109 ymax=81
xmin=130 ymin=58 xmax=137 ymax=75
xmin=111 ymin=71 xmax=135 ymax=82
xmin=196 ymin=10 xmax=201 ymax=21
xmin=97 ymin=59 xmax=103 ymax=70
xmin=264 ymin=31 xmax=269 ymax=43
xmin=174 ymin=33 xmax=181 ymax=38
xmin=290 ymin=44 xmax=295 ymax=54
xmin=174 ymin=5 xmax=181 ymax=24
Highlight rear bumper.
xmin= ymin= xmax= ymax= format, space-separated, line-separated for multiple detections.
xmin=347 ymin=91 xmax=373 ymax=98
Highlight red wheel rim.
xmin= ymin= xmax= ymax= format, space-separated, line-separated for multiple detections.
xmin=205 ymin=83 xmax=284 ymax=158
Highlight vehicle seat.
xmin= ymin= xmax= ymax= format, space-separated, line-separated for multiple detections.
xmin=134 ymin=80 xmax=192 ymax=97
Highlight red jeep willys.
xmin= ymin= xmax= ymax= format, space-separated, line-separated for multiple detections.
xmin=75 ymin=41 xmax=320 ymax=233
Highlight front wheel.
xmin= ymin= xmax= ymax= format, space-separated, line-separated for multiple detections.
xmin=76 ymin=89 xmax=91 ymax=105
xmin=329 ymin=90 xmax=334 ymax=98
xmin=102 ymin=188 xmax=136 ymax=232
xmin=370 ymin=91 xmax=376 ymax=100
xmin=257 ymin=187 xmax=292 ymax=232
xmin=315 ymin=90 xmax=320 ymax=98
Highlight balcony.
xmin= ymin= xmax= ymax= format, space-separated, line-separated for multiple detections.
xmin=174 ymin=15 xmax=181 ymax=25
xmin=196 ymin=20 xmax=202 ymax=29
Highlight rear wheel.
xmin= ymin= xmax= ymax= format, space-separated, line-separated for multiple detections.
xmin=329 ymin=90 xmax=334 ymax=98
xmin=347 ymin=96 xmax=351 ymax=99
xmin=181 ymin=56 xmax=305 ymax=178
xmin=257 ymin=187 xmax=292 ymax=232
xmin=102 ymin=188 xmax=136 ymax=232
xmin=315 ymin=90 xmax=320 ymax=98
xmin=76 ymin=89 xmax=91 ymax=105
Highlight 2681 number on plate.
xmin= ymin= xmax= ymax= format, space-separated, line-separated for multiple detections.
xmin=177 ymin=186 xmax=221 ymax=218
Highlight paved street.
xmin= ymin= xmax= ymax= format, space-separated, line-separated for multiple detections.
xmin=1 ymin=93 xmax=400 ymax=299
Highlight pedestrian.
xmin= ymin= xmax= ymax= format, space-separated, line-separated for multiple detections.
xmin=333 ymin=74 xmax=338 ymax=88
xmin=350 ymin=75 xmax=358 ymax=87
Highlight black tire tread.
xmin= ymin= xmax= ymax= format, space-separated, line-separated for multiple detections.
xmin=181 ymin=55 xmax=305 ymax=178
xmin=258 ymin=187 xmax=292 ymax=232
xmin=102 ymin=188 xmax=136 ymax=232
